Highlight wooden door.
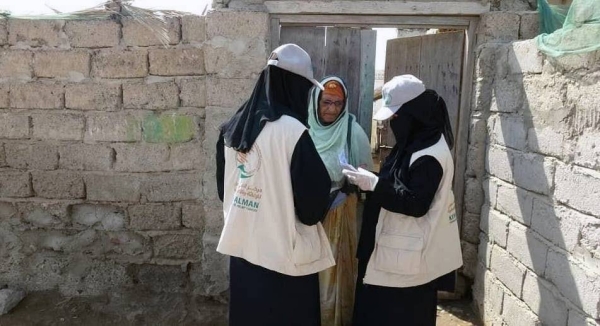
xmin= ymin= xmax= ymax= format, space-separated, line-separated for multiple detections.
xmin=379 ymin=31 xmax=465 ymax=160
xmin=278 ymin=26 xmax=377 ymax=137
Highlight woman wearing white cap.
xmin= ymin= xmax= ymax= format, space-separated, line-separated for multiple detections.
xmin=342 ymin=75 xmax=463 ymax=325
xmin=216 ymin=44 xmax=335 ymax=325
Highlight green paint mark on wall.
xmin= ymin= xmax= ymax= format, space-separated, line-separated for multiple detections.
xmin=142 ymin=113 xmax=196 ymax=143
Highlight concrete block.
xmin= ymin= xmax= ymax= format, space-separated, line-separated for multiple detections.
xmin=123 ymin=17 xmax=180 ymax=46
xmin=8 ymin=19 xmax=64 ymax=47
xmin=32 ymin=171 xmax=84 ymax=199
xmin=490 ymin=209 xmax=511 ymax=248
xmin=203 ymin=201 xmax=223 ymax=236
xmin=555 ymin=163 xmax=600 ymax=217
xmin=113 ymin=143 xmax=170 ymax=172
xmin=462 ymin=212 xmax=481 ymax=244
xmin=141 ymin=113 xmax=198 ymax=143
xmin=478 ymin=233 xmax=492 ymax=266
xmin=153 ymin=233 xmax=201 ymax=260
xmin=65 ymin=19 xmax=120 ymax=48
xmin=180 ymin=78 xmax=206 ymax=107
xmin=478 ymin=271 xmax=506 ymax=325
xmin=469 ymin=117 xmax=487 ymax=146
xmin=5 ymin=143 xmax=58 ymax=170
xmin=490 ymin=78 xmax=525 ymax=113
xmin=85 ymin=113 xmax=141 ymax=142
xmin=512 ymin=151 xmax=555 ymax=196
xmin=0 ymin=50 xmax=33 ymax=79
xmin=170 ymin=142 xmax=204 ymax=171
xmin=123 ymin=82 xmax=179 ymax=109
xmin=16 ymin=201 xmax=70 ymax=228
xmin=523 ymin=76 xmax=570 ymax=126
xmin=0 ymin=114 xmax=29 ymax=139
xmin=142 ymin=173 xmax=202 ymax=202
xmin=149 ymin=49 xmax=205 ymax=76
xmin=129 ymin=204 xmax=181 ymax=230
xmin=507 ymin=222 xmax=549 ymax=274
xmin=59 ymin=260 xmax=131 ymax=297
xmin=502 ymin=292 xmax=541 ymax=326
xmin=0 ymin=84 xmax=8 ymax=108
xmin=65 ymin=83 xmax=121 ymax=110
xmin=206 ymin=78 xmax=255 ymax=108
xmin=486 ymin=145 xmax=514 ymax=183
xmin=207 ymin=11 xmax=268 ymax=39
xmin=471 ymin=77 xmax=493 ymax=112
xmin=10 ymin=83 xmax=63 ymax=109
xmin=491 ymin=245 xmax=526 ymax=297
xmin=483 ymin=177 xmax=500 ymax=209
xmin=573 ymin=131 xmax=600 ymax=170
xmin=580 ymin=220 xmax=600 ymax=261
xmin=477 ymin=12 xmax=520 ymax=44
xmin=0 ymin=288 xmax=26 ymax=315
xmin=531 ymin=202 xmax=585 ymax=253
xmin=0 ymin=143 xmax=5 ymax=167
xmin=528 ymin=124 xmax=565 ymax=158
xmin=545 ymin=249 xmax=600 ymax=318
xmin=182 ymin=204 xmax=204 ymax=230
xmin=33 ymin=51 xmax=90 ymax=79
xmin=85 ymin=174 xmax=142 ymax=202
xmin=102 ymin=231 xmax=151 ymax=262
xmin=508 ymin=40 xmax=543 ymax=75
xmin=496 ymin=182 xmax=534 ymax=225
xmin=522 ymin=271 xmax=569 ymax=326
xmin=465 ymin=177 xmax=484 ymax=214
xmin=461 ymin=240 xmax=478 ymax=279
xmin=71 ymin=204 xmax=126 ymax=231
xmin=475 ymin=44 xmax=502 ymax=80
xmin=59 ymin=144 xmax=113 ymax=171
xmin=491 ymin=114 xmax=528 ymax=151
xmin=466 ymin=144 xmax=486 ymax=178
xmin=204 ymin=38 xmax=267 ymax=78
xmin=32 ymin=114 xmax=84 ymax=141
xmin=182 ymin=15 xmax=205 ymax=44
xmin=0 ymin=19 xmax=7 ymax=45
xmin=0 ymin=171 xmax=31 ymax=197
xmin=134 ymin=265 xmax=187 ymax=293
xmin=520 ymin=12 xmax=540 ymax=40
xmin=92 ymin=49 xmax=148 ymax=78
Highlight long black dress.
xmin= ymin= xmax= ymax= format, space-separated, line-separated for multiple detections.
xmin=217 ymin=130 xmax=331 ymax=326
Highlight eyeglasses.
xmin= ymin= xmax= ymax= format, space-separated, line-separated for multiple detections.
xmin=320 ymin=100 xmax=344 ymax=108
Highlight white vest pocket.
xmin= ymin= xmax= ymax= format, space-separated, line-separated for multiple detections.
xmin=292 ymin=223 xmax=322 ymax=266
xmin=374 ymin=233 xmax=423 ymax=275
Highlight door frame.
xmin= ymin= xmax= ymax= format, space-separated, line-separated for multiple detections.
xmin=269 ymin=13 xmax=480 ymax=238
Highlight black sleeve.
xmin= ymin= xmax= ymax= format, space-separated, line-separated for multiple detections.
xmin=216 ymin=130 xmax=225 ymax=202
xmin=372 ymin=156 xmax=443 ymax=217
xmin=290 ymin=131 xmax=332 ymax=226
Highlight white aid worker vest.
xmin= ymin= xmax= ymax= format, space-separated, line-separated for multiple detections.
xmin=217 ymin=115 xmax=335 ymax=276
xmin=363 ymin=135 xmax=463 ymax=288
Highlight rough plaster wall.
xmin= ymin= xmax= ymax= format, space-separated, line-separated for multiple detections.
xmin=468 ymin=11 xmax=600 ymax=326
xmin=0 ymin=11 xmax=268 ymax=303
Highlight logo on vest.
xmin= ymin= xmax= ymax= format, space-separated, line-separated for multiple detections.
xmin=233 ymin=183 xmax=262 ymax=212
xmin=448 ymin=202 xmax=457 ymax=223
xmin=236 ymin=145 xmax=262 ymax=179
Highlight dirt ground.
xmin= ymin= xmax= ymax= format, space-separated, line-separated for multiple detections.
xmin=0 ymin=291 xmax=481 ymax=326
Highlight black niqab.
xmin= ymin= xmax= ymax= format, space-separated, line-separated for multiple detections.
xmin=380 ymin=89 xmax=454 ymax=181
xmin=221 ymin=65 xmax=314 ymax=153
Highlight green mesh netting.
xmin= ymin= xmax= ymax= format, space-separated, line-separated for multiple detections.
xmin=536 ymin=0 xmax=600 ymax=57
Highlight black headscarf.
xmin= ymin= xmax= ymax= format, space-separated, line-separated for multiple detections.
xmin=380 ymin=89 xmax=454 ymax=182
xmin=221 ymin=65 xmax=314 ymax=153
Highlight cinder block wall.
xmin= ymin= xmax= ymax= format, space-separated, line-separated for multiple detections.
xmin=0 ymin=11 xmax=268 ymax=298
xmin=468 ymin=11 xmax=600 ymax=326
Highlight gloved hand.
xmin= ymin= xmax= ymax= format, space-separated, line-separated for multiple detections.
xmin=342 ymin=167 xmax=379 ymax=192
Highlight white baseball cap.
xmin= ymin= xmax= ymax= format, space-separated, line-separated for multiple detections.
xmin=373 ymin=74 xmax=426 ymax=121
xmin=267 ymin=44 xmax=324 ymax=90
